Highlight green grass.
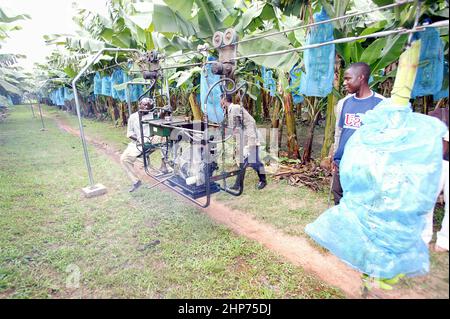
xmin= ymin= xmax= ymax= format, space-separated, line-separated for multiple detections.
xmin=42 ymin=105 xmax=330 ymax=237
xmin=43 ymin=105 xmax=129 ymax=150
xmin=0 ymin=105 xmax=344 ymax=299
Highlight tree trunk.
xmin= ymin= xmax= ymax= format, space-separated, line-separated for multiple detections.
xmin=302 ymin=107 xmax=320 ymax=163
xmin=119 ymin=102 xmax=128 ymax=126
xmin=189 ymin=92 xmax=203 ymax=120
xmin=170 ymin=95 xmax=177 ymax=112
xmin=254 ymin=93 xmax=262 ymax=123
xmin=247 ymin=95 xmax=254 ymax=117
xmin=283 ymin=92 xmax=300 ymax=159
xmin=278 ymin=112 xmax=285 ymax=152
xmin=271 ymin=97 xmax=280 ymax=129
xmin=262 ymin=89 xmax=270 ymax=120
xmin=320 ymin=93 xmax=337 ymax=159
xmin=320 ymin=54 xmax=342 ymax=159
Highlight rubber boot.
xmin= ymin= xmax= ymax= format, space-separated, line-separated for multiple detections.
xmin=256 ymin=172 xmax=267 ymax=190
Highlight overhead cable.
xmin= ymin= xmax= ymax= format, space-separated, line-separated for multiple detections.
xmin=232 ymin=20 xmax=449 ymax=61
xmin=231 ymin=0 xmax=415 ymax=46
xmin=85 ymin=61 xmax=129 ymax=76
xmin=158 ymin=0 xmax=414 ymax=61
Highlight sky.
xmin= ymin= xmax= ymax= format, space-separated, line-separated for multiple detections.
xmin=0 ymin=0 xmax=108 ymax=72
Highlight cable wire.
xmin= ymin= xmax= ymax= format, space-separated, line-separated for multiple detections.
xmin=232 ymin=20 xmax=448 ymax=61
xmin=230 ymin=0 xmax=415 ymax=47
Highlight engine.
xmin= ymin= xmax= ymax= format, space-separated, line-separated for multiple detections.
xmin=172 ymin=139 xmax=218 ymax=187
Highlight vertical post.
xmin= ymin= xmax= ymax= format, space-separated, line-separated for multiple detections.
xmin=126 ymin=83 xmax=132 ymax=117
xmin=37 ymin=95 xmax=46 ymax=131
xmin=71 ymin=48 xmax=140 ymax=197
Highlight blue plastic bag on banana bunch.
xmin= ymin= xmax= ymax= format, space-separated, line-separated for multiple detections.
xmin=101 ymin=76 xmax=111 ymax=97
xmin=94 ymin=72 xmax=102 ymax=95
xmin=63 ymin=87 xmax=73 ymax=101
xmin=411 ymin=26 xmax=444 ymax=98
xmin=299 ymin=8 xmax=335 ymax=97
xmin=200 ymin=56 xmax=224 ymax=124
xmin=433 ymin=60 xmax=449 ymax=101
xmin=305 ymin=99 xmax=447 ymax=279
xmin=129 ymin=83 xmax=144 ymax=103
xmin=262 ymin=66 xmax=276 ymax=97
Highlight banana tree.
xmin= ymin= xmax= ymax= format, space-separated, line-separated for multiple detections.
xmin=0 ymin=8 xmax=31 ymax=104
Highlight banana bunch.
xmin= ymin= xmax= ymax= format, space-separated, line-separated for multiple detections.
xmin=391 ymin=40 xmax=422 ymax=106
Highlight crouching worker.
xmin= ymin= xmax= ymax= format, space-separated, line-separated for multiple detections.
xmin=120 ymin=97 xmax=154 ymax=192
xmin=220 ymin=93 xmax=267 ymax=190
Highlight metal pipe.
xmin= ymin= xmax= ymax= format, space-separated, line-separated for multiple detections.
xmin=36 ymin=77 xmax=67 ymax=130
xmin=30 ymin=103 xmax=36 ymax=118
xmin=126 ymin=83 xmax=132 ymax=117
xmin=232 ymin=0 xmax=414 ymax=47
xmin=232 ymin=21 xmax=449 ymax=61
xmin=72 ymin=48 xmax=141 ymax=187
xmin=160 ymin=62 xmax=204 ymax=70
xmin=37 ymin=99 xmax=46 ymax=131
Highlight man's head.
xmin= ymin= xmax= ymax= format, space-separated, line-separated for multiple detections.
xmin=343 ymin=62 xmax=371 ymax=94
xmin=220 ymin=93 xmax=233 ymax=109
xmin=139 ymin=97 xmax=153 ymax=111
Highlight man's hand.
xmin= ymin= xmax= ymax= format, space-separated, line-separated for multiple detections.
xmin=332 ymin=161 xmax=339 ymax=174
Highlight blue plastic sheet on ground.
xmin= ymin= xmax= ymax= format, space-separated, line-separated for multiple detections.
xmin=262 ymin=66 xmax=276 ymax=97
xmin=412 ymin=27 xmax=444 ymax=98
xmin=290 ymin=65 xmax=304 ymax=104
xmin=200 ymin=56 xmax=224 ymax=123
xmin=305 ymin=99 xmax=447 ymax=279
xmin=94 ymin=72 xmax=102 ymax=95
xmin=101 ymin=76 xmax=111 ymax=96
xmin=433 ymin=60 xmax=449 ymax=101
xmin=299 ymin=8 xmax=335 ymax=97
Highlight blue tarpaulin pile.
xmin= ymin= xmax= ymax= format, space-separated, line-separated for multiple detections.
xmin=299 ymin=8 xmax=335 ymax=97
xmin=305 ymin=99 xmax=447 ymax=279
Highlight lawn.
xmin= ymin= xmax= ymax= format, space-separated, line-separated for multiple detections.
xmin=0 ymin=105 xmax=343 ymax=298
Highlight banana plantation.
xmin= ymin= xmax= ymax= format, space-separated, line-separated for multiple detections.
xmin=0 ymin=0 xmax=449 ymax=301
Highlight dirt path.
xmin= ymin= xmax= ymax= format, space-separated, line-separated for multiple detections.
xmin=52 ymin=114 xmax=432 ymax=299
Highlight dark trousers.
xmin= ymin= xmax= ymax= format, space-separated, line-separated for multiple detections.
xmin=332 ymin=168 xmax=343 ymax=205
xmin=245 ymin=146 xmax=265 ymax=178
xmin=234 ymin=146 xmax=266 ymax=187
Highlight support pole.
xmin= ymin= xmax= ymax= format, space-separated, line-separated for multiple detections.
xmin=30 ymin=103 xmax=36 ymax=118
xmin=37 ymin=95 xmax=46 ymax=131
xmin=72 ymin=48 xmax=140 ymax=197
xmin=126 ymin=83 xmax=132 ymax=118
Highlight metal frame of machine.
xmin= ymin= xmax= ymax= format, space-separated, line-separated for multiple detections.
xmin=129 ymin=29 xmax=253 ymax=208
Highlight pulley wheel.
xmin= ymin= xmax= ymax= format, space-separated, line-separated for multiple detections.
xmin=213 ymin=31 xmax=224 ymax=48
xmin=223 ymin=28 xmax=237 ymax=46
